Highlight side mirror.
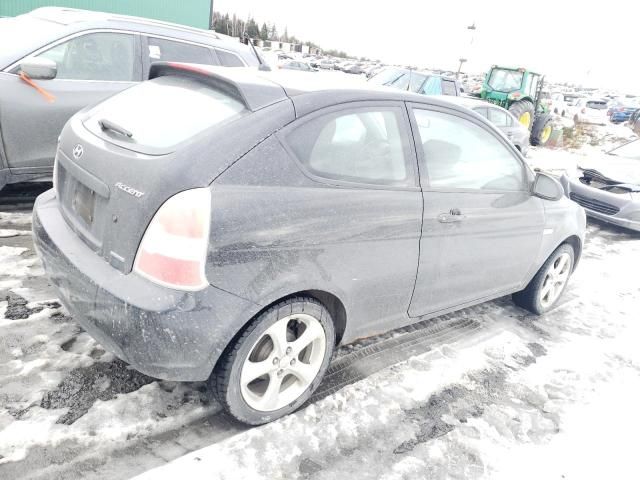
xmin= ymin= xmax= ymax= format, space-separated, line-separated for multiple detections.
xmin=20 ymin=57 xmax=57 ymax=80
xmin=532 ymin=172 xmax=564 ymax=201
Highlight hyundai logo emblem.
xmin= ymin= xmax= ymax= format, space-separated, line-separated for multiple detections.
xmin=72 ymin=144 xmax=84 ymax=160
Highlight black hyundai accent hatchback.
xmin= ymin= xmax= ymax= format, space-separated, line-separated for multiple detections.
xmin=33 ymin=63 xmax=585 ymax=425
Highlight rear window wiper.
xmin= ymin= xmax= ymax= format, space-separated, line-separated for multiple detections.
xmin=99 ymin=118 xmax=133 ymax=139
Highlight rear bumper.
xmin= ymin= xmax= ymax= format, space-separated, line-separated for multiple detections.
xmin=32 ymin=189 xmax=259 ymax=381
xmin=610 ymin=113 xmax=632 ymax=122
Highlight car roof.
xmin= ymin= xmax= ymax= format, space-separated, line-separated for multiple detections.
xmin=24 ymin=7 xmax=255 ymax=61
xmin=30 ymin=7 xmax=220 ymax=36
xmin=149 ymin=63 xmax=480 ymax=118
xmin=438 ymin=96 xmax=496 ymax=110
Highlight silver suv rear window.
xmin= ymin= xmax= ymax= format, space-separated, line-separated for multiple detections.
xmin=83 ymin=76 xmax=246 ymax=154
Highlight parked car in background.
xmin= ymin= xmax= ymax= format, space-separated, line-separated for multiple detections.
xmin=572 ymin=98 xmax=608 ymax=125
xmin=0 ymin=7 xmax=259 ymax=190
xmin=609 ymin=101 xmax=639 ymax=124
xmin=368 ymin=67 xmax=462 ymax=96
xmin=563 ymin=93 xmax=584 ymax=107
xmin=318 ymin=59 xmax=334 ymax=69
xmin=629 ymin=109 xmax=640 ymax=135
xmin=34 ymin=63 xmax=585 ymax=426
xmin=345 ymin=63 xmax=365 ymax=74
xmin=541 ymin=92 xmax=568 ymax=117
xmin=279 ymin=60 xmax=316 ymax=72
xmin=561 ymin=140 xmax=640 ymax=232
xmin=447 ymin=98 xmax=531 ymax=155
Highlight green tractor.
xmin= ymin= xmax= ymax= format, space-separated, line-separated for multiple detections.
xmin=479 ymin=66 xmax=554 ymax=146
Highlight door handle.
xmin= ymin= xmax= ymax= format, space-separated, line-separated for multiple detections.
xmin=438 ymin=209 xmax=466 ymax=223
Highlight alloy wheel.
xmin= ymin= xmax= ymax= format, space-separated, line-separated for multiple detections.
xmin=240 ymin=313 xmax=326 ymax=412
xmin=539 ymin=252 xmax=571 ymax=308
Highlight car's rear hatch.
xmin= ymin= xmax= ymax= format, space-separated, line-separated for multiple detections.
xmin=54 ymin=65 xmax=294 ymax=275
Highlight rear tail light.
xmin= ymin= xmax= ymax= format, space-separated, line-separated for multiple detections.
xmin=134 ymin=188 xmax=211 ymax=291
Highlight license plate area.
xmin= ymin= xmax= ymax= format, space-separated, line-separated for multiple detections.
xmin=72 ymin=182 xmax=96 ymax=226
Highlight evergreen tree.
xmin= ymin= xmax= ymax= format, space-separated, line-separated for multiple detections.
xmin=269 ymin=24 xmax=278 ymax=41
xmin=246 ymin=17 xmax=259 ymax=38
xmin=260 ymin=22 xmax=269 ymax=41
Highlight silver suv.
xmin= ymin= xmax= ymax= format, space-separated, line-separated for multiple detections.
xmin=0 ymin=7 xmax=259 ymax=190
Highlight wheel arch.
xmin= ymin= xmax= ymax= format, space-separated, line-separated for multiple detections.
xmin=560 ymin=235 xmax=582 ymax=272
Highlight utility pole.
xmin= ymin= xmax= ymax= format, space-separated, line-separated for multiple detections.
xmin=457 ymin=22 xmax=476 ymax=79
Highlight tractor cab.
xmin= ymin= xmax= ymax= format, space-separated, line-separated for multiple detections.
xmin=480 ymin=66 xmax=553 ymax=146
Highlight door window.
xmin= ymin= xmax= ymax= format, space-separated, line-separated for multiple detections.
xmin=215 ymin=49 xmax=245 ymax=67
xmin=473 ymin=107 xmax=488 ymax=119
xmin=487 ymin=108 xmax=510 ymax=127
xmin=147 ymin=37 xmax=214 ymax=65
xmin=35 ymin=32 xmax=136 ymax=81
xmin=287 ymin=107 xmax=413 ymax=186
xmin=441 ymin=80 xmax=457 ymax=96
xmin=413 ymin=108 xmax=525 ymax=191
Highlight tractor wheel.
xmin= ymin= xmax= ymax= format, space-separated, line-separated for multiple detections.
xmin=508 ymin=100 xmax=535 ymax=130
xmin=531 ymin=114 xmax=554 ymax=146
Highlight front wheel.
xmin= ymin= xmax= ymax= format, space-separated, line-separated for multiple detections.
xmin=211 ymin=297 xmax=335 ymax=425
xmin=513 ymin=244 xmax=574 ymax=315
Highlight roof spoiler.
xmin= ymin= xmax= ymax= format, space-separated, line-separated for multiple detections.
xmin=148 ymin=62 xmax=287 ymax=112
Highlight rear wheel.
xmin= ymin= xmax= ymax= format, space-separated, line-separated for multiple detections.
xmin=211 ymin=297 xmax=335 ymax=425
xmin=531 ymin=114 xmax=554 ymax=146
xmin=508 ymin=100 xmax=535 ymax=130
xmin=513 ymin=244 xmax=574 ymax=315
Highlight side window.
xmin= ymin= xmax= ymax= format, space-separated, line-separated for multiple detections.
xmin=215 ymin=49 xmax=244 ymax=67
xmin=441 ymin=80 xmax=458 ymax=96
xmin=409 ymin=73 xmax=427 ymax=93
xmin=35 ymin=32 xmax=136 ymax=81
xmin=147 ymin=37 xmax=214 ymax=64
xmin=413 ymin=108 xmax=525 ymax=191
xmin=287 ymin=107 xmax=413 ymax=186
xmin=419 ymin=76 xmax=442 ymax=95
xmin=487 ymin=108 xmax=509 ymax=127
xmin=474 ymin=107 xmax=489 ymax=119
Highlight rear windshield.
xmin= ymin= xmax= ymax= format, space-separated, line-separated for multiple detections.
xmin=83 ymin=76 xmax=246 ymax=153
xmin=586 ymin=101 xmax=607 ymax=109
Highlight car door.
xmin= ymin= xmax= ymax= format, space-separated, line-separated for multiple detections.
xmin=407 ymin=103 xmax=545 ymax=317
xmin=0 ymin=31 xmax=141 ymax=173
xmin=277 ymin=101 xmax=423 ymax=338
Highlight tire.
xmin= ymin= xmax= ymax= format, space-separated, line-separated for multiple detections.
xmin=508 ymin=99 xmax=535 ymax=130
xmin=211 ymin=297 xmax=335 ymax=425
xmin=530 ymin=114 xmax=554 ymax=146
xmin=512 ymin=244 xmax=574 ymax=315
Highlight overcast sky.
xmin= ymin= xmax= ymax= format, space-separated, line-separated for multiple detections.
xmin=214 ymin=0 xmax=638 ymax=94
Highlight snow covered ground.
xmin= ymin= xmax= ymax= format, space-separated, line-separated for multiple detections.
xmin=0 ymin=126 xmax=639 ymax=480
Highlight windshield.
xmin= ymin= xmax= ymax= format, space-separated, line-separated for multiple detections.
xmin=0 ymin=15 xmax=67 ymax=68
xmin=83 ymin=76 xmax=246 ymax=153
xmin=487 ymin=69 xmax=523 ymax=92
